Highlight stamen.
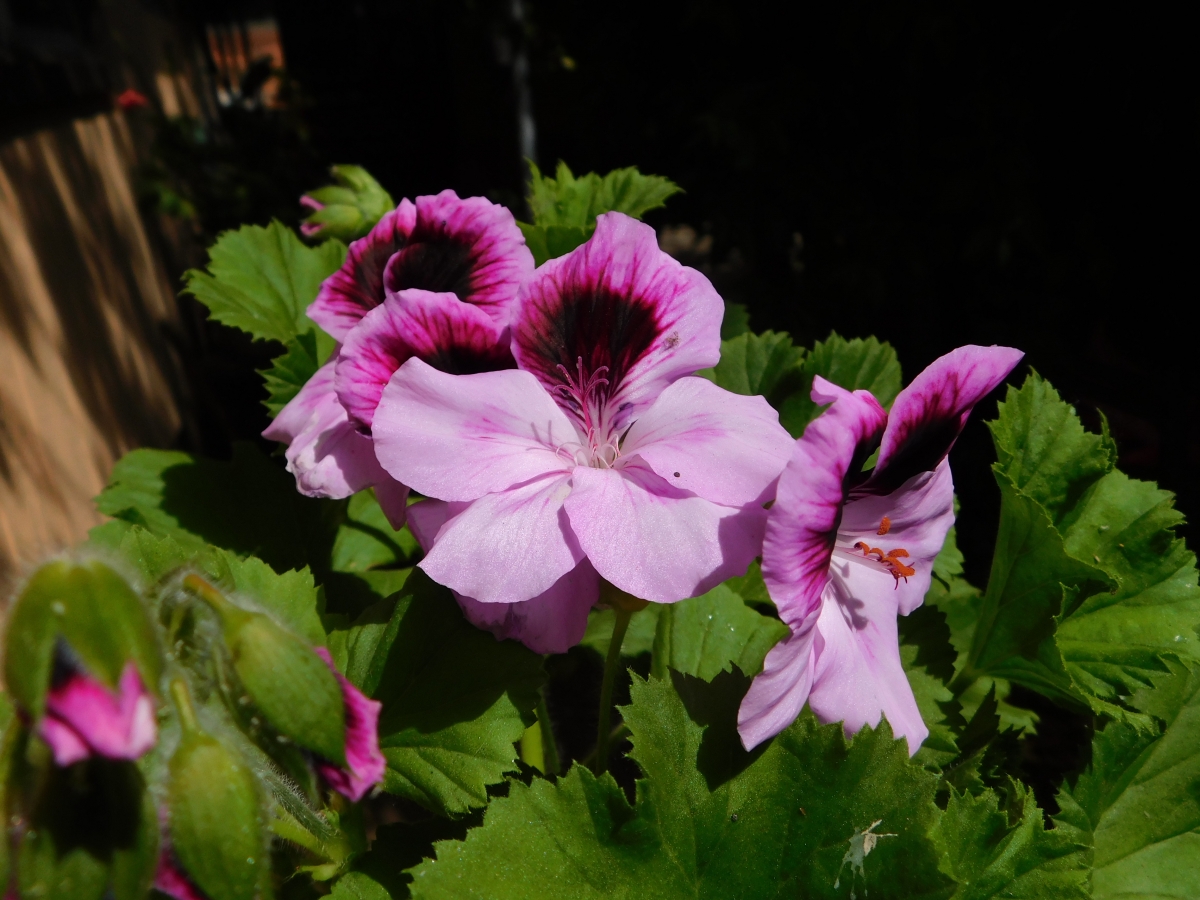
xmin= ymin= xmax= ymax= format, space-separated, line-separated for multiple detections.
xmin=553 ymin=356 xmax=621 ymax=469
xmin=877 ymin=516 xmax=891 ymax=536
xmin=854 ymin=542 xmax=915 ymax=586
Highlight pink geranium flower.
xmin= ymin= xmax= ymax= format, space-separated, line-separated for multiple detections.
xmin=737 ymin=345 xmax=1023 ymax=752
xmin=312 ymin=647 xmax=386 ymax=801
xmin=37 ymin=652 xmax=157 ymax=766
xmin=372 ymin=212 xmax=794 ymax=653
xmin=264 ymin=192 xmax=533 ymax=526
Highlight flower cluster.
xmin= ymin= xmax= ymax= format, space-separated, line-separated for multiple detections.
xmin=270 ymin=188 xmax=1022 ymax=751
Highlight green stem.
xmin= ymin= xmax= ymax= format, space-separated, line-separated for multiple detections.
xmin=593 ymin=605 xmax=633 ymax=776
xmin=519 ymin=714 xmax=545 ymax=774
xmin=169 ymin=678 xmax=200 ymax=735
xmin=538 ymin=690 xmax=560 ymax=776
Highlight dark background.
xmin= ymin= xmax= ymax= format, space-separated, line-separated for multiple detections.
xmin=5 ymin=0 xmax=1195 ymax=575
xmin=276 ymin=0 xmax=1198 ymax=580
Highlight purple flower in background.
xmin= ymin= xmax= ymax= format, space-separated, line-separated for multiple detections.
xmin=307 ymin=189 xmax=534 ymax=341
xmin=312 ymin=647 xmax=385 ymax=801
xmin=373 ymin=212 xmax=794 ymax=652
xmin=737 ymin=345 xmax=1023 ymax=753
xmin=264 ymin=191 xmax=532 ymax=524
xmin=37 ymin=654 xmax=157 ymax=766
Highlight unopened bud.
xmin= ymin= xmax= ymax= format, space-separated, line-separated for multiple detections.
xmin=299 ymin=164 xmax=394 ymax=242
xmin=184 ymin=575 xmax=346 ymax=765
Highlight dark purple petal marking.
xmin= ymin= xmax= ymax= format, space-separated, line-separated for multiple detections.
xmin=867 ymin=344 xmax=1023 ymax=493
xmin=335 ymin=291 xmax=514 ymax=430
xmin=512 ymin=213 xmax=723 ymax=433
xmin=308 ymin=191 xmax=534 ymax=341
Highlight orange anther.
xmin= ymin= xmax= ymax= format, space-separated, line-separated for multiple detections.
xmin=877 ymin=516 xmax=891 ymax=536
xmin=886 ymin=548 xmax=909 ymax=559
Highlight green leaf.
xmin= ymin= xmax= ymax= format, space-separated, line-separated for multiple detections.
xmin=344 ymin=571 xmax=544 ymax=816
xmin=220 ymin=552 xmax=326 ymax=645
xmin=779 ymin=332 xmax=903 ymax=437
xmin=408 ymin=670 xmax=951 ymax=899
xmin=95 ymin=443 xmax=341 ymax=577
xmin=697 ymin=329 xmax=806 ymax=406
xmin=168 ymin=733 xmax=267 ymax=900
xmin=331 ymin=489 xmax=419 ymax=573
xmin=650 ymin=584 xmax=788 ymax=681
xmin=302 ymin=164 xmax=395 ymax=243
xmin=961 ymin=374 xmax=1200 ymax=723
xmin=260 ymin=328 xmax=336 ymax=417
xmin=961 ymin=473 xmax=1108 ymax=707
xmin=519 ymin=162 xmax=681 ymax=265
xmin=1056 ymin=659 xmax=1200 ymax=898
xmin=931 ymin=784 xmax=1090 ymax=898
xmin=517 ymin=221 xmax=591 ymax=267
xmin=898 ymin=604 xmax=964 ymax=770
xmin=722 ymin=558 xmax=773 ymax=609
xmin=329 ymin=871 xmax=395 ymax=900
xmin=527 ymin=161 xmax=681 ymax=229
xmin=183 ymin=219 xmax=346 ymax=344
xmin=720 ymin=302 xmax=750 ymax=340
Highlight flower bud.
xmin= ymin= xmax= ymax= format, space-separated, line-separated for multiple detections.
xmin=4 ymin=561 xmax=161 ymax=766
xmin=311 ymin=648 xmax=385 ymax=801
xmin=299 ymin=165 xmax=393 ymax=242
xmin=185 ymin=575 xmax=346 ymax=766
xmin=165 ymin=680 xmax=267 ymax=900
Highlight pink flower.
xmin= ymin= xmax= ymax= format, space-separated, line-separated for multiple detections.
xmin=312 ymin=647 xmax=385 ymax=801
xmin=37 ymin=655 xmax=157 ymax=766
xmin=265 ymin=192 xmax=531 ymax=525
xmin=153 ymin=852 xmax=207 ymax=900
xmin=117 ymin=88 xmax=150 ymax=110
xmin=737 ymin=345 xmax=1024 ymax=753
xmin=299 ymin=195 xmax=326 ymax=238
xmin=307 ymin=190 xmax=534 ymax=341
xmin=372 ymin=213 xmax=794 ymax=652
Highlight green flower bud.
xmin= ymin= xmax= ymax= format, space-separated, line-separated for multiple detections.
xmin=166 ymin=680 xmax=266 ymax=900
xmin=300 ymin=164 xmax=393 ymax=242
xmin=185 ymin=575 xmax=346 ymax=765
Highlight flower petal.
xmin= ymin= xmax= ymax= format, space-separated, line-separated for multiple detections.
xmin=313 ymin=647 xmax=385 ymax=801
xmin=153 ymin=853 xmax=208 ymax=900
xmin=308 ymin=199 xmax=417 ymax=340
xmin=418 ymin=474 xmax=583 ymax=604
xmin=39 ymin=661 xmax=157 ymax=765
xmin=335 ymin=290 xmax=513 ymax=430
xmin=808 ymin=560 xmax=928 ymax=754
xmin=565 ymin=461 xmax=765 ymax=603
xmin=262 ymin=359 xmax=394 ymax=499
xmin=870 ymin=344 xmax=1023 ymax=492
xmin=841 ymin=459 xmax=956 ymax=615
xmin=737 ymin=618 xmax=820 ymax=750
xmin=373 ymin=358 xmax=575 ymax=501
xmin=308 ymin=191 xmax=533 ymax=340
xmin=404 ymin=497 xmax=468 ymax=552
xmin=623 ymin=376 xmax=793 ymax=507
xmin=761 ymin=377 xmax=887 ymax=627
xmin=512 ymin=213 xmax=722 ymax=434
xmin=383 ymin=191 xmax=534 ymax=330
xmin=456 ymin=558 xmax=599 ymax=654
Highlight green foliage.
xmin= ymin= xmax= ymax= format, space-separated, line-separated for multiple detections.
xmin=302 ymin=165 xmax=395 ymax=243
xmin=183 ymin=219 xmax=346 ymax=345
xmin=650 ymin=584 xmax=788 ymax=681
xmin=720 ymin=301 xmax=751 ymax=339
xmin=932 ymin=784 xmax=1090 ymax=898
xmin=956 ymin=375 xmax=1200 ymax=724
xmin=408 ymin=671 xmax=950 ymax=899
xmin=697 ymin=329 xmax=806 ymax=406
xmin=1056 ymin=659 xmax=1200 ymax=898
xmin=328 ymin=571 xmax=545 ymax=816
xmin=899 ymin=604 xmax=964 ymax=770
xmin=778 ymin=332 xmax=903 ymax=436
xmin=581 ymin=603 xmax=662 ymax=658
xmin=519 ymin=162 xmax=681 ymax=265
xmin=95 ymin=443 xmax=341 ymax=576
xmin=331 ymin=489 xmax=419 ymax=573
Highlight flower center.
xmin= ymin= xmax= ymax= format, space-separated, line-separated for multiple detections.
xmin=553 ymin=356 xmax=622 ymax=468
